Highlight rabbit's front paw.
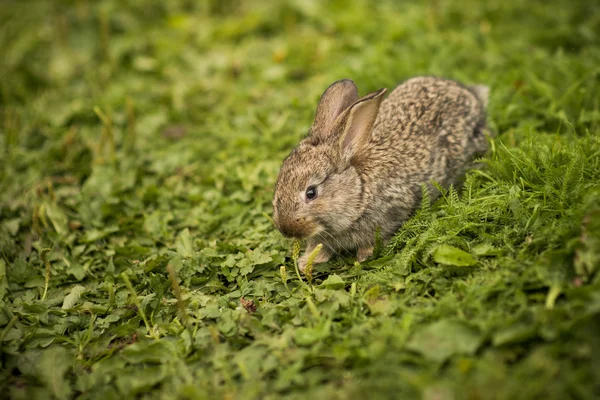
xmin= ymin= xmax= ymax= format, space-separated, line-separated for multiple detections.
xmin=357 ymin=246 xmax=374 ymax=263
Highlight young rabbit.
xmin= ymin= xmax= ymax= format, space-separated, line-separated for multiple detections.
xmin=272 ymin=76 xmax=490 ymax=271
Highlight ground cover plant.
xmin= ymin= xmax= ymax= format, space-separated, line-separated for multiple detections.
xmin=1 ymin=0 xmax=599 ymax=398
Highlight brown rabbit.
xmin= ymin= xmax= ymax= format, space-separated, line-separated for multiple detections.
xmin=272 ymin=76 xmax=490 ymax=271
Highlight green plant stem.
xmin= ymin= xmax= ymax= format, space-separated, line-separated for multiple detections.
xmin=121 ymin=273 xmax=158 ymax=340
xmin=40 ymin=248 xmax=52 ymax=301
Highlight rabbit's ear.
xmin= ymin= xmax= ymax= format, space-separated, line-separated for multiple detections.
xmin=311 ymin=79 xmax=359 ymax=137
xmin=338 ymin=88 xmax=386 ymax=160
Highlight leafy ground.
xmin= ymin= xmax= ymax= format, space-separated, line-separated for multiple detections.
xmin=1 ymin=0 xmax=600 ymax=399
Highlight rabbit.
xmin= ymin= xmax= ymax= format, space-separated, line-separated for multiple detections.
xmin=272 ymin=76 xmax=490 ymax=272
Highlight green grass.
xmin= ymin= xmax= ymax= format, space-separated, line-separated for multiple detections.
xmin=1 ymin=0 xmax=600 ymax=399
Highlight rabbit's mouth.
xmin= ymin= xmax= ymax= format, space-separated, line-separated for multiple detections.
xmin=278 ymin=225 xmax=312 ymax=239
xmin=275 ymin=217 xmax=320 ymax=239
xmin=280 ymin=230 xmax=304 ymax=239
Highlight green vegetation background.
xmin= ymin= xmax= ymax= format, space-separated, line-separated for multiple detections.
xmin=1 ymin=0 xmax=599 ymax=399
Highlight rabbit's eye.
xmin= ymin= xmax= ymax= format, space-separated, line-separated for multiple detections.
xmin=305 ymin=186 xmax=318 ymax=201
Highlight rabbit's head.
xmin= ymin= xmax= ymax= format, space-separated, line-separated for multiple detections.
xmin=272 ymin=79 xmax=386 ymax=240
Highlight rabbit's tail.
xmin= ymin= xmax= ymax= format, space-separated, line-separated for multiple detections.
xmin=468 ymin=85 xmax=489 ymax=109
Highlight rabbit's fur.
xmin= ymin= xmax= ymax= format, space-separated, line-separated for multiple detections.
xmin=273 ymin=76 xmax=490 ymax=271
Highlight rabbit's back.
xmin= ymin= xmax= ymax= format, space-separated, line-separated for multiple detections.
xmin=345 ymin=76 xmax=489 ymax=244
xmin=368 ymin=76 xmax=488 ymax=189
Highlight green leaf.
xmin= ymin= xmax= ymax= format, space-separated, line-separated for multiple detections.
xmin=247 ymin=249 xmax=273 ymax=266
xmin=294 ymin=320 xmax=331 ymax=346
xmin=62 ymin=285 xmax=85 ymax=309
xmin=115 ymin=365 xmax=169 ymax=397
xmin=406 ymin=320 xmax=483 ymax=362
xmin=367 ymin=255 xmax=395 ymax=269
xmin=471 ymin=243 xmax=501 ymax=257
xmin=492 ymin=323 xmax=538 ymax=346
xmin=176 ymin=228 xmax=193 ymax=258
xmin=121 ymin=341 xmax=178 ymax=364
xmin=5 ymin=218 xmax=20 ymax=236
xmin=67 ymin=263 xmax=86 ymax=281
xmin=81 ymin=226 xmax=119 ymax=243
xmin=2 ymin=327 xmax=23 ymax=341
xmin=44 ymin=202 xmax=68 ymax=236
xmin=433 ymin=245 xmax=477 ymax=266
xmin=367 ymin=297 xmax=395 ymax=315
xmin=320 ymin=274 xmax=345 ymax=290
xmin=38 ymin=346 xmax=72 ymax=400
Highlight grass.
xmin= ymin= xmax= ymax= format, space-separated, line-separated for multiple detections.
xmin=1 ymin=0 xmax=599 ymax=399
